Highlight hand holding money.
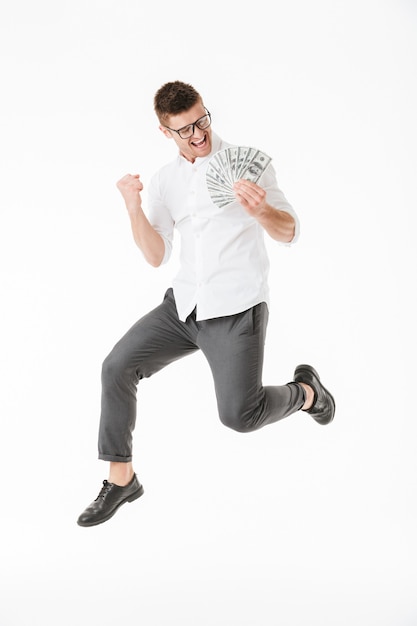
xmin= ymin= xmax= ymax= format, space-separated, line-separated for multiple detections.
xmin=206 ymin=146 xmax=271 ymax=209
xmin=233 ymin=179 xmax=268 ymax=218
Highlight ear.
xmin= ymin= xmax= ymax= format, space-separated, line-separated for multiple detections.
xmin=159 ymin=124 xmax=173 ymax=139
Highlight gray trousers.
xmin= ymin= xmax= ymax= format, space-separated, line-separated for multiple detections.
xmin=98 ymin=288 xmax=304 ymax=462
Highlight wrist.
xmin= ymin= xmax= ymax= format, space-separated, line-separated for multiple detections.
xmin=126 ymin=201 xmax=143 ymax=217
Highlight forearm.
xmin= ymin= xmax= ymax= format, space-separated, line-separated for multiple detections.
xmin=116 ymin=173 xmax=165 ymax=267
xmin=233 ymin=179 xmax=296 ymax=243
xmin=256 ymin=204 xmax=296 ymax=243
xmin=128 ymin=207 xmax=165 ymax=267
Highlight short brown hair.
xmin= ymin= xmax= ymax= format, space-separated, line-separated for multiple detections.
xmin=154 ymin=81 xmax=202 ymax=124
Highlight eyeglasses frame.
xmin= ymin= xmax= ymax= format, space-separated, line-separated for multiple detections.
xmin=163 ymin=108 xmax=211 ymax=139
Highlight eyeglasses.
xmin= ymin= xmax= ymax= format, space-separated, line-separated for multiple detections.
xmin=164 ymin=109 xmax=211 ymax=139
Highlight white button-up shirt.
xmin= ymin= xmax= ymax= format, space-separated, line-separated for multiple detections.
xmin=147 ymin=132 xmax=300 ymax=322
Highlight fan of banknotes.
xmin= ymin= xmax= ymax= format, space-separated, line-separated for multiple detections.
xmin=206 ymin=146 xmax=271 ymax=208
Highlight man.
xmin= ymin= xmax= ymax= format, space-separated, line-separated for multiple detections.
xmin=77 ymin=81 xmax=335 ymax=527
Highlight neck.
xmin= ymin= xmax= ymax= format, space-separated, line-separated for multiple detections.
xmin=180 ymin=150 xmax=196 ymax=163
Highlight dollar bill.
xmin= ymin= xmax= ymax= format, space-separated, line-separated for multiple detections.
xmin=239 ymin=149 xmax=271 ymax=183
xmin=206 ymin=146 xmax=272 ymax=209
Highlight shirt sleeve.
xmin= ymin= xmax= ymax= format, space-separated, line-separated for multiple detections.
xmin=147 ymin=171 xmax=175 ymax=264
xmin=260 ymin=163 xmax=300 ymax=245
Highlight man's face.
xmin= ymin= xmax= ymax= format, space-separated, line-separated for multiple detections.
xmin=160 ymin=102 xmax=212 ymax=162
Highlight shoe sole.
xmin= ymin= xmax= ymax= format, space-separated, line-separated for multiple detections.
xmin=77 ymin=485 xmax=144 ymax=527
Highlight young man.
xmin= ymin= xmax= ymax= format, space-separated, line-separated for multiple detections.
xmin=77 ymin=81 xmax=335 ymax=527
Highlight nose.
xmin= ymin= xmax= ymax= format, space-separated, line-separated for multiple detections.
xmin=192 ymin=124 xmax=204 ymax=138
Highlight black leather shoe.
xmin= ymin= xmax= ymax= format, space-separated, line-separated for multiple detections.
xmin=77 ymin=474 xmax=144 ymax=527
xmin=294 ymin=364 xmax=335 ymax=425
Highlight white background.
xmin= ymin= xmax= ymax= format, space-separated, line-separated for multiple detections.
xmin=1 ymin=1 xmax=416 ymax=624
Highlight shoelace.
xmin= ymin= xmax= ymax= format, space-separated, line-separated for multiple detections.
xmin=95 ymin=479 xmax=112 ymax=501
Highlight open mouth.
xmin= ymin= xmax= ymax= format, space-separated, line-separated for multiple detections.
xmin=191 ymin=135 xmax=207 ymax=148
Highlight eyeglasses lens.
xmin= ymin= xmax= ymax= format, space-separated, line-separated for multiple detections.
xmin=179 ymin=114 xmax=211 ymax=138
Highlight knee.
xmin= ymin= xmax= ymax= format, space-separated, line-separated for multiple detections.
xmin=101 ymin=351 xmax=117 ymax=385
xmin=219 ymin=410 xmax=255 ymax=433
xmin=101 ymin=349 xmax=132 ymax=385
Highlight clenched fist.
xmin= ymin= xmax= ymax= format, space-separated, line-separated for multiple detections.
xmin=116 ymin=174 xmax=144 ymax=213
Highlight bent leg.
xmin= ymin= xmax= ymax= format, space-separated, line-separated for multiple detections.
xmin=199 ymin=303 xmax=304 ymax=432
xmin=99 ymin=289 xmax=198 ymax=461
